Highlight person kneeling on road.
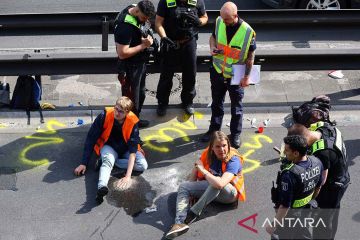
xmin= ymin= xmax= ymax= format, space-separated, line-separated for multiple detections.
xmin=74 ymin=96 xmax=148 ymax=204
xmin=165 ymin=131 xmax=246 ymax=239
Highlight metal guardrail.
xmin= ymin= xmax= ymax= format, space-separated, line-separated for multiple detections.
xmin=1 ymin=10 xmax=360 ymax=49
xmin=2 ymin=10 xmax=360 ymax=33
xmin=0 ymin=10 xmax=360 ymax=75
xmin=0 ymin=49 xmax=359 ymax=75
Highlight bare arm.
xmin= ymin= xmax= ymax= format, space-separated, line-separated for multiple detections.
xmin=209 ymin=34 xmax=218 ymax=55
xmin=240 ymin=50 xmax=255 ymax=88
xmin=321 ymin=169 xmax=328 ymax=186
xmin=195 ymin=160 xmax=234 ymax=189
xmin=198 ymin=12 xmax=208 ymax=26
xmin=187 ymin=166 xmax=198 ymax=181
xmin=312 ymin=186 xmax=322 ymax=200
xmin=116 ymin=152 xmax=136 ymax=189
xmin=116 ymin=36 xmax=152 ymax=60
xmin=275 ymin=205 xmax=289 ymax=221
xmin=266 ymin=205 xmax=289 ymax=235
xmin=155 ymin=15 xmax=167 ymax=38
xmin=244 ymin=50 xmax=255 ymax=76
xmin=204 ymin=171 xmax=234 ymax=189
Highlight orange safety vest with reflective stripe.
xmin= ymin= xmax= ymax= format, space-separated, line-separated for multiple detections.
xmin=196 ymin=147 xmax=246 ymax=201
xmin=212 ymin=16 xmax=255 ymax=78
xmin=94 ymin=107 xmax=141 ymax=155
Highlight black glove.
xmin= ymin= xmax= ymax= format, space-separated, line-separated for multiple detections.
xmin=161 ymin=37 xmax=176 ymax=48
xmin=160 ymin=37 xmax=177 ymax=53
xmin=183 ymin=12 xmax=201 ymax=27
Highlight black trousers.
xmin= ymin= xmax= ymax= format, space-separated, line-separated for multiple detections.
xmin=156 ymin=38 xmax=197 ymax=106
xmin=121 ymin=61 xmax=147 ymax=117
xmin=313 ymin=183 xmax=348 ymax=240
xmin=208 ymin=66 xmax=244 ymax=137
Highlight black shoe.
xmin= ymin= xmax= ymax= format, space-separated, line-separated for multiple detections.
xmin=157 ymin=105 xmax=167 ymax=116
xmin=95 ymin=186 xmax=108 ymax=204
xmin=94 ymin=157 xmax=102 ymax=171
xmin=184 ymin=210 xmax=199 ymax=225
xmin=230 ymin=134 xmax=241 ymax=149
xmin=183 ymin=104 xmax=195 ymax=115
xmin=200 ymin=130 xmax=213 ymax=143
xmin=138 ymin=119 xmax=149 ymax=128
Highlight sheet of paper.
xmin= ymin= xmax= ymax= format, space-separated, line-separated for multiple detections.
xmin=231 ymin=64 xmax=261 ymax=85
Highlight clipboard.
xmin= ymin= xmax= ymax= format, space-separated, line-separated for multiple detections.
xmin=230 ymin=64 xmax=261 ymax=85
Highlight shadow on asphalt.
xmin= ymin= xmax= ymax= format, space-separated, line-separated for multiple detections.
xmin=327 ymin=88 xmax=360 ymax=106
xmin=345 ymin=139 xmax=360 ymax=167
xmin=143 ymin=133 xmax=208 ymax=169
xmin=132 ymin=191 xmax=240 ymax=239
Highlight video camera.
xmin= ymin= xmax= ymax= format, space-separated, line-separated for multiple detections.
xmin=140 ymin=21 xmax=159 ymax=59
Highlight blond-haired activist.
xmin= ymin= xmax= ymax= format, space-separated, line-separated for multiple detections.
xmin=74 ymin=96 xmax=147 ymax=204
xmin=165 ymin=131 xmax=246 ymax=239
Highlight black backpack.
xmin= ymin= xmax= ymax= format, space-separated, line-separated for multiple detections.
xmin=292 ymin=95 xmax=334 ymax=127
xmin=10 ymin=75 xmax=44 ymax=125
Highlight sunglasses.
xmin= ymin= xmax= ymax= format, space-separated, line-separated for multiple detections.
xmin=114 ymin=107 xmax=126 ymax=114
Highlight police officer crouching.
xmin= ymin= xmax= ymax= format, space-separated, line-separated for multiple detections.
xmin=288 ymin=122 xmax=351 ymax=240
xmin=155 ymin=0 xmax=208 ymax=116
xmin=114 ymin=0 xmax=156 ymax=128
xmin=267 ymin=135 xmax=324 ymax=240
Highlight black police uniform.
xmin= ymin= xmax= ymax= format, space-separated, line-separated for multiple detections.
xmin=156 ymin=0 xmax=206 ymax=109
xmin=310 ymin=122 xmax=350 ymax=240
xmin=272 ymin=156 xmax=323 ymax=240
xmin=114 ymin=5 xmax=147 ymax=117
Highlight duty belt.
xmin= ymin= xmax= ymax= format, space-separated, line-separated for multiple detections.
xmin=224 ymin=77 xmax=231 ymax=84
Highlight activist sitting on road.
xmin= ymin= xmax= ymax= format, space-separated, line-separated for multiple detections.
xmin=74 ymin=96 xmax=148 ymax=204
xmin=165 ymin=131 xmax=246 ymax=239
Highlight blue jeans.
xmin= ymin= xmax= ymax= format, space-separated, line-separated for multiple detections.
xmin=175 ymin=180 xmax=238 ymax=224
xmin=98 ymin=145 xmax=148 ymax=189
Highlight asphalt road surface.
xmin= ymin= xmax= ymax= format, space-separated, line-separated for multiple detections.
xmin=0 ymin=111 xmax=359 ymax=240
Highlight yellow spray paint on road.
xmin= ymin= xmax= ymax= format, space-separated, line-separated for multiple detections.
xmin=19 ymin=120 xmax=65 ymax=167
xmin=144 ymin=112 xmax=203 ymax=153
xmin=143 ymin=110 xmax=273 ymax=174
xmin=241 ymin=134 xmax=273 ymax=174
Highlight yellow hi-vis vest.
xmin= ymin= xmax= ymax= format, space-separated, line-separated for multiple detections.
xmin=124 ymin=14 xmax=140 ymax=28
xmin=197 ymin=147 xmax=246 ymax=201
xmin=212 ymin=17 xmax=255 ymax=78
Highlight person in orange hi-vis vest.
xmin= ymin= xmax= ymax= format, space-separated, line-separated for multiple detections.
xmin=165 ymin=131 xmax=246 ymax=239
xmin=74 ymin=96 xmax=147 ymax=204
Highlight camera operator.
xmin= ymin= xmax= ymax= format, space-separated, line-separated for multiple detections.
xmin=114 ymin=0 xmax=155 ymax=128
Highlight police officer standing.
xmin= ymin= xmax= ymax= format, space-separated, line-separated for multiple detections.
xmin=155 ymin=0 xmax=208 ymax=116
xmin=288 ymin=122 xmax=351 ymax=240
xmin=200 ymin=2 xmax=256 ymax=149
xmin=266 ymin=135 xmax=323 ymax=239
xmin=114 ymin=0 xmax=155 ymax=128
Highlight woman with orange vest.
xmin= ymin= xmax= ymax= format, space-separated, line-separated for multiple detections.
xmin=74 ymin=96 xmax=148 ymax=204
xmin=165 ymin=131 xmax=246 ymax=239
